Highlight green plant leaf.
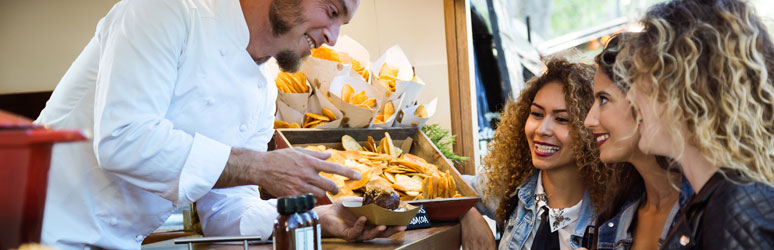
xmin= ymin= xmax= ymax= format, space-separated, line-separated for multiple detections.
xmin=421 ymin=124 xmax=469 ymax=166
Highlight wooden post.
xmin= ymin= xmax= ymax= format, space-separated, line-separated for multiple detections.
xmin=443 ymin=0 xmax=477 ymax=175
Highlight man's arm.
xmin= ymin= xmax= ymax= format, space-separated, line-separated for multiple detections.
xmin=216 ymin=147 xmax=361 ymax=198
xmin=196 ymin=186 xmax=278 ymax=240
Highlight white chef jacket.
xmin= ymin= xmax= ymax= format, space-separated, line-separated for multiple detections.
xmin=35 ymin=0 xmax=278 ymax=248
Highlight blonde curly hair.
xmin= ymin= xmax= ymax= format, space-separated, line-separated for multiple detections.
xmin=483 ymin=57 xmax=610 ymax=222
xmin=615 ymin=0 xmax=774 ymax=185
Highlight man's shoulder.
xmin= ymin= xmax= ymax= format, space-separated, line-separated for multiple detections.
xmin=117 ymin=0 xmax=217 ymax=18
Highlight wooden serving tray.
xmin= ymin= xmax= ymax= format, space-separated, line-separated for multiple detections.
xmin=273 ymin=128 xmax=479 ymax=222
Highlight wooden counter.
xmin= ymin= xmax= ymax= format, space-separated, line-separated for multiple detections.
xmin=142 ymin=223 xmax=460 ymax=250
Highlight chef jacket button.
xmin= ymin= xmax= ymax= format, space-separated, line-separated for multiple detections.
xmin=239 ymin=124 xmax=247 ymax=132
xmin=135 ymin=235 xmax=144 ymax=242
xmin=206 ymin=98 xmax=215 ymax=105
xmin=607 ymin=222 xmax=614 ymax=228
xmin=109 ymin=217 xmax=117 ymax=226
xmin=219 ymin=50 xmax=225 ymax=57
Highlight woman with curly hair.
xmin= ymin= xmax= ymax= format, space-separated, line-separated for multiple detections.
xmin=460 ymin=57 xmax=610 ymax=250
xmin=615 ymin=0 xmax=774 ymax=249
xmin=581 ymin=33 xmax=693 ymax=250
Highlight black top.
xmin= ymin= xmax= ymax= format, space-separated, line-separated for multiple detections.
xmin=662 ymin=171 xmax=774 ymax=249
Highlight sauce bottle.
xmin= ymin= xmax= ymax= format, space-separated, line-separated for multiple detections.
xmin=303 ymin=194 xmax=322 ymax=250
xmin=273 ymin=196 xmax=302 ymax=250
xmin=295 ymin=196 xmax=314 ymax=250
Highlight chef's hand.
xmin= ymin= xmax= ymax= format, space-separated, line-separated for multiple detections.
xmin=214 ymin=148 xmax=360 ymax=198
xmin=315 ymin=197 xmax=406 ymax=242
xmin=461 ymin=207 xmax=495 ymax=250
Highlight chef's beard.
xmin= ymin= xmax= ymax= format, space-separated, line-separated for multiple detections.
xmin=269 ymin=0 xmax=304 ymax=37
xmin=270 ymin=0 xmax=305 ymax=72
xmin=276 ymin=50 xmax=302 ymax=73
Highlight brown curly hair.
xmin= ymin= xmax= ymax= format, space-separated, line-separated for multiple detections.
xmin=483 ymin=57 xmax=610 ymax=222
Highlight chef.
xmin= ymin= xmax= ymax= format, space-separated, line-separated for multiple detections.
xmin=35 ymin=0 xmax=403 ymax=249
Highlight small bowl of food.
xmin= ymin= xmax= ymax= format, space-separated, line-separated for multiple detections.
xmin=342 ymin=178 xmax=420 ymax=226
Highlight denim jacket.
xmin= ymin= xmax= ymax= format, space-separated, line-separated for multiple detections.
xmin=594 ymin=178 xmax=694 ymax=250
xmin=466 ymin=172 xmax=596 ymax=250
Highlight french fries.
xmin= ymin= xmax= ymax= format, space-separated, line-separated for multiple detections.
xmin=351 ymin=58 xmax=370 ymax=81
xmin=303 ymin=108 xmax=337 ymax=128
xmin=274 ymin=120 xmax=301 ymax=129
xmin=315 ymin=132 xmax=461 ymax=202
xmin=311 ymin=47 xmax=343 ymax=63
xmin=377 ymin=63 xmax=399 ymax=93
xmin=374 ymin=101 xmax=395 ymax=124
xmin=312 ymin=47 xmax=370 ymax=81
xmin=414 ymin=104 xmax=428 ymax=118
xmin=275 ymin=72 xmax=309 ymax=93
xmin=340 ymin=83 xmax=376 ymax=110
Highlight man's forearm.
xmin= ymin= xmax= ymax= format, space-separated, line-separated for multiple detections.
xmin=214 ymin=148 xmax=258 ymax=188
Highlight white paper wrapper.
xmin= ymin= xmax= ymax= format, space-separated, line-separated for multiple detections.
xmin=370 ymin=98 xmax=404 ymax=128
xmin=394 ymin=79 xmax=425 ymax=109
xmin=328 ymin=76 xmax=383 ymax=128
xmin=370 ymin=45 xmax=415 ymax=99
xmin=395 ymin=98 xmax=437 ymax=128
xmin=276 ymin=100 xmax=305 ymax=126
xmin=277 ymin=89 xmax=312 ymax=112
xmin=333 ymin=35 xmax=371 ymax=66
xmin=307 ymin=84 xmax=344 ymax=128
xmin=333 ymin=35 xmax=372 ymax=83
xmin=301 ymin=57 xmax=351 ymax=96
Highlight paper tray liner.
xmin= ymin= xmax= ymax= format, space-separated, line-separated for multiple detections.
xmin=342 ymin=202 xmax=420 ymax=226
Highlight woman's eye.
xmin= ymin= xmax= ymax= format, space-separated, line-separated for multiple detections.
xmin=600 ymin=96 xmax=609 ymax=105
xmin=556 ymin=117 xmax=569 ymax=123
xmin=530 ymin=112 xmax=544 ymax=118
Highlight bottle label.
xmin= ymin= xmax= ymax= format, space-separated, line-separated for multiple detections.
xmin=305 ymin=226 xmax=314 ymax=250
xmin=316 ymin=224 xmax=322 ymax=250
xmin=294 ymin=228 xmax=304 ymax=250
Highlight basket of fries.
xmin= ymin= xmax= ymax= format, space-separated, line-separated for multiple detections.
xmin=273 ymin=128 xmax=480 ymax=222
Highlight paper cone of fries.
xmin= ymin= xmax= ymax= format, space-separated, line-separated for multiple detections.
xmin=305 ymin=84 xmax=344 ymax=128
xmin=275 ymin=101 xmax=305 ymax=129
xmin=370 ymin=45 xmax=415 ymax=99
xmin=395 ymin=98 xmax=437 ymax=128
xmin=328 ymin=76 xmax=384 ymax=128
xmin=301 ymin=55 xmax=351 ymax=97
xmin=332 ymin=35 xmax=372 ymax=83
xmin=370 ymin=98 xmax=403 ymax=128
xmin=275 ymin=71 xmax=313 ymax=112
xmin=395 ymin=76 xmax=426 ymax=110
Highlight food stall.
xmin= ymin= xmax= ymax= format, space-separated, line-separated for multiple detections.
xmin=140 ymin=0 xmax=480 ymax=246
xmin=137 ymin=0 xmax=480 ymax=248
xmin=0 ymin=0 xmax=480 ymax=248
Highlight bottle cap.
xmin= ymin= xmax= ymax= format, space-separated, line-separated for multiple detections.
xmin=277 ymin=196 xmax=297 ymax=215
xmin=295 ymin=195 xmax=309 ymax=212
xmin=304 ymin=194 xmax=316 ymax=209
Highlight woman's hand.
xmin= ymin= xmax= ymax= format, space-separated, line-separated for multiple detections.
xmin=315 ymin=196 xmax=407 ymax=242
xmin=461 ymin=207 xmax=496 ymax=250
